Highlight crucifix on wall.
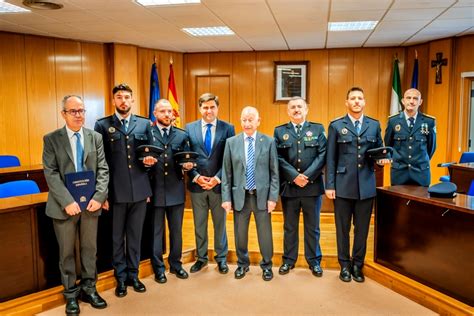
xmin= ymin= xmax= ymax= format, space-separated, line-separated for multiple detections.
xmin=431 ymin=52 xmax=448 ymax=84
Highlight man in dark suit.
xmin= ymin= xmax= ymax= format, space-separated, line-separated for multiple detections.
xmin=43 ymin=95 xmax=109 ymax=315
xmin=325 ymin=87 xmax=390 ymax=283
xmin=94 ymin=84 xmax=152 ymax=297
xmin=185 ymin=93 xmax=235 ymax=274
xmin=384 ymin=88 xmax=436 ymax=186
xmin=148 ymin=99 xmax=192 ymax=283
xmin=222 ymin=106 xmax=279 ymax=281
xmin=274 ymin=97 xmax=326 ymax=277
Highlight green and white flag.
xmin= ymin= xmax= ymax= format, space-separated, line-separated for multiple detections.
xmin=390 ymin=59 xmax=402 ymax=115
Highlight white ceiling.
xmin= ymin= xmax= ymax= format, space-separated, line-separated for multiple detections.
xmin=0 ymin=0 xmax=473 ymax=52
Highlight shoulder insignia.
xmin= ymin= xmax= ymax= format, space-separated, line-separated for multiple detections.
xmin=330 ymin=116 xmax=344 ymax=123
xmin=422 ymin=113 xmax=436 ymax=120
xmin=96 ymin=115 xmax=111 ymax=122
xmin=275 ymin=123 xmax=287 ymax=128
xmin=388 ymin=112 xmax=399 ymax=119
xmin=308 ymin=121 xmax=323 ymax=127
xmin=365 ymin=115 xmax=379 ymax=122
xmin=173 ymin=126 xmax=186 ymax=132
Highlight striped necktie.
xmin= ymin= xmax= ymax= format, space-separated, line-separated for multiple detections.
xmin=355 ymin=120 xmax=361 ymax=135
xmin=408 ymin=117 xmax=415 ymax=130
xmin=246 ymin=136 xmax=256 ymax=190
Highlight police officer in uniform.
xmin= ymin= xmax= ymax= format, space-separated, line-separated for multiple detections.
xmin=147 ymin=99 xmax=192 ymax=283
xmin=384 ymin=88 xmax=436 ymax=187
xmin=325 ymin=87 xmax=390 ymax=283
xmin=274 ymin=97 xmax=326 ymax=277
xmin=94 ymin=83 xmax=153 ymax=297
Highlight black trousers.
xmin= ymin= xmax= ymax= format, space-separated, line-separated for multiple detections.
xmin=151 ymin=204 xmax=184 ymax=273
xmin=112 ymin=200 xmax=147 ymax=282
xmin=334 ymin=197 xmax=373 ymax=268
xmin=281 ymin=195 xmax=322 ymax=266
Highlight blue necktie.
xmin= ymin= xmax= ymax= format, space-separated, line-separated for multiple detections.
xmin=121 ymin=119 xmax=128 ymax=132
xmin=355 ymin=120 xmax=361 ymax=135
xmin=162 ymin=127 xmax=169 ymax=141
xmin=74 ymin=132 xmax=84 ymax=172
xmin=408 ymin=117 xmax=415 ymax=130
xmin=246 ymin=136 xmax=256 ymax=190
xmin=204 ymin=123 xmax=212 ymax=155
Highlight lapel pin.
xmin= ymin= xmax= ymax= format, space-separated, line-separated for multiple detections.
xmin=395 ymin=124 xmax=401 ymax=132
xmin=108 ymin=127 xmax=116 ymax=133
xmin=341 ymin=128 xmax=348 ymax=135
xmin=283 ymin=134 xmax=289 ymax=140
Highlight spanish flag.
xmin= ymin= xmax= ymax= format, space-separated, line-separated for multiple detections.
xmin=167 ymin=60 xmax=181 ymax=127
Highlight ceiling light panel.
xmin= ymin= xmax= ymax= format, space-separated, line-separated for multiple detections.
xmin=0 ymin=1 xmax=30 ymax=13
xmin=328 ymin=21 xmax=378 ymax=31
xmin=136 ymin=0 xmax=200 ymax=6
xmin=182 ymin=26 xmax=234 ymax=37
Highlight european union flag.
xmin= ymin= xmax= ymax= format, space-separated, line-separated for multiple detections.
xmin=149 ymin=62 xmax=160 ymax=123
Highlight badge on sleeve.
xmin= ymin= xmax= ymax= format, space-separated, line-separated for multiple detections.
xmin=395 ymin=124 xmax=401 ymax=132
xmin=108 ymin=127 xmax=116 ymax=133
xmin=283 ymin=134 xmax=289 ymax=140
xmin=341 ymin=128 xmax=348 ymax=135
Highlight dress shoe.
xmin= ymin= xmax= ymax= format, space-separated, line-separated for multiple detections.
xmin=155 ymin=272 xmax=167 ymax=284
xmin=81 ymin=291 xmax=107 ymax=309
xmin=170 ymin=268 xmax=189 ymax=279
xmin=278 ymin=263 xmax=295 ymax=275
xmin=217 ymin=261 xmax=229 ymax=274
xmin=126 ymin=278 xmax=146 ymax=292
xmin=190 ymin=260 xmax=208 ymax=273
xmin=310 ymin=264 xmax=323 ymax=277
xmin=351 ymin=265 xmax=365 ymax=283
xmin=234 ymin=266 xmax=249 ymax=279
xmin=339 ymin=267 xmax=352 ymax=282
xmin=262 ymin=268 xmax=273 ymax=281
xmin=115 ymin=281 xmax=127 ymax=298
xmin=65 ymin=297 xmax=80 ymax=315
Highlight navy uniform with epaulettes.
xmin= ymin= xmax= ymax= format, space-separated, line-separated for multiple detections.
xmin=384 ymin=111 xmax=436 ymax=187
xmin=94 ymin=114 xmax=153 ymax=283
xmin=274 ymin=121 xmax=326 ymax=268
xmin=325 ymin=114 xmax=383 ymax=269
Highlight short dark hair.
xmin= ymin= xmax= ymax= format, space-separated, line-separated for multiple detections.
xmin=113 ymin=83 xmax=133 ymax=95
xmin=198 ymin=93 xmax=219 ymax=107
xmin=346 ymin=86 xmax=364 ymax=99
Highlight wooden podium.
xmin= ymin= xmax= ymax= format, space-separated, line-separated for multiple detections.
xmin=449 ymin=162 xmax=474 ymax=194
xmin=375 ymin=186 xmax=474 ymax=307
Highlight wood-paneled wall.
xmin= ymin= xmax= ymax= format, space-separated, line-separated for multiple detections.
xmin=0 ymin=32 xmax=108 ymax=165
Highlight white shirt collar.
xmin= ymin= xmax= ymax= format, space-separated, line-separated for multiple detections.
xmin=403 ymin=111 xmax=418 ymax=122
xmin=347 ymin=113 xmax=364 ymax=125
xmin=291 ymin=121 xmax=305 ymax=129
xmin=115 ymin=112 xmax=131 ymax=123
xmin=65 ymin=126 xmax=83 ymax=139
xmin=244 ymin=131 xmax=257 ymax=140
xmin=201 ymin=119 xmax=217 ymax=128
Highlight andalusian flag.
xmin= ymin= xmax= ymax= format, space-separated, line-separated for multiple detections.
xmin=390 ymin=58 xmax=402 ymax=115
xmin=167 ymin=60 xmax=181 ymax=127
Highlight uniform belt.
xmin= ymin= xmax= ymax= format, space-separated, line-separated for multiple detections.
xmin=245 ymin=189 xmax=256 ymax=195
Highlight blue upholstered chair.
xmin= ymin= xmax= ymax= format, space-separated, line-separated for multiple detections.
xmin=0 ymin=155 xmax=20 ymax=168
xmin=0 ymin=180 xmax=40 ymax=198
xmin=439 ymin=152 xmax=474 ymax=182
xmin=468 ymin=180 xmax=474 ymax=197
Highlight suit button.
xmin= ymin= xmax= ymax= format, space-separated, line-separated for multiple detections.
xmin=408 ymin=155 xmax=411 ymax=159
xmin=165 ymin=172 xmax=168 ymax=175
xmin=127 ymin=145 xmax=130 ymax=149
xmin=297 ymin=168 xmax=301 ymax=172
xmin=408 ymin=164 xmax=411 ymax=167
xmin=358 ymin=137 xmax=361 ymax=140
xmin=297 ymin=141 xmax=300 ymax=144
xmin=358 ymin=154 xmax=361 ymax=158
xmin=409 ymin=137 xmax=413 ymax=140
xmin=128 ymin=165 xmax=131 ymax=169
xmin=298 ymin=159 xmax=301 ymax=162
xmin=165 ymin=163 xmax=168 ymax=167
xmin=409 ymin=146 xmax=412 ymax=149
xmin=358 ymin=164 xmax=362 ymax=168
xmin=165 ymin=145 xmax=167 ymax=149
xmin=298 ymin=150 xmax=301 ymax=153
xmin=111 ymin=139 xmax=114 ymax=142
xmin=164 ymin=154 xmax=167 ymax=158
xmin=128 ymin=155 xmax=131 ymax=159
xmin=126 ymin=136 xmax=129 ymax=139
xmin=358 ymin=146 xmax=361 ymax=149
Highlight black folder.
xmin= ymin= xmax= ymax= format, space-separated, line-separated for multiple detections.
xmin=65 ymin=170 xmax=96 ymax=211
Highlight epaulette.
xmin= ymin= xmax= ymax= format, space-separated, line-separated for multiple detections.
xmin=422 ymin=113 xmax=436 ymax=120
xmin=96 ymin=115 xmax=111 ymax=121
xmin=135 ymin=114 xmax=149 ymax=120
xmin=308 ymin=121 xmax=323 ymax=126
xmin=275 ymin=123 xmax=287 ymax=128
xmin=330 ymin=116 xmax=344 ymax=123
xmin=365 ymin=115 xmax=379 ymax=122
xmin=173 ymin=126 xmax=186 ymax=132
xmin=388 ymin=112 xmax=400 ymax=119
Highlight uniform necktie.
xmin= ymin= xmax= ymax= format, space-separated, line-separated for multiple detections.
xmin=354 ymin=120 xmax=361 ymax=135
xmin=74 ymin=132 xmax=84 ymax=172
xmin=162 ymin=127 xmax=169 ymax=141
xmin=246 ymin=136 xmax=256 ymax=190
xmin=204 ymin=123 xmax=212 ymax=155
xmin=121 ymin=119 xmax=128 ymax=132
xmin=296 ymin=124 xmax=302 ymax=137
xmin=408 ymin=117 xmax=415 ymax=130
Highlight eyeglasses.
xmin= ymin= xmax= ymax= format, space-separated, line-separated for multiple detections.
xmin=64 ymin=109 xmax=86 ymax=116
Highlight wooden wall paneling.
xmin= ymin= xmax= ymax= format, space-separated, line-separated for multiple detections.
xmin=183 ymin=53 xmax=210 ymax=124
xmin=256 ymin=51 xmax=281 ymax=134
xmin=137 ymin=48 xmax=155 ymax=118
xmin=404 ymin=44 xmax=429 ymax=102
xmin=0 ymin=33 xmax=30 ymax=165
xmin=196 ymin=76 xmax=211 ymax=103
xmin=81 ymin=42 xmax=107 ymax=130
xmin=232 ymin=52 xmax=257 ymax=134
xmin=328 ymin=49 xmax=354 ymax=120
xmin=54 ymin=39 xmax=83 ymax=127
xmin=450 ymin=35 xmax=474 ymax=161
xmin=304 ymin=50 xmax=329 ymax=127
xmin=426 ymin=38 xmax=453 ymax=185
xmin=354 ymin=48 xmax=381 ymax=120
xmin=113 ymin=44 xmax=139 ymax=115
xmin=24 ymin=36 xmax=57 ymax=165
xmin=210 ymin=52 xmax=232 ymax=75
xmin=210 ymin=76 xmax=231 ymax=123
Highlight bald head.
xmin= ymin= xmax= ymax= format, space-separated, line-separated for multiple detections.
xmin=402 ymin=88 xmax=423 ymax=116
xmin=240 ymin=106 xmax=260 ymax=136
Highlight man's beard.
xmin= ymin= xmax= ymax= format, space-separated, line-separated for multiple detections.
xmin=116 ymin=106 xmax=131 ymax=115
xmin=157 ymin=118 xmax=170 ymax=127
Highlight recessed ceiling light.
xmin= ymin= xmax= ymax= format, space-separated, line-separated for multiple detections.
xmin=328 ymin=21 xmax=378 ymax=31
xmin=0 ymin=1 xmax=30 ymax=13
xmin=135 ymin=0 xmax=200 ymax=6
xmin=182 ymin=26 xmax=235 ymax=37
xmin=22 ymin=0 xmax=63 ymax=10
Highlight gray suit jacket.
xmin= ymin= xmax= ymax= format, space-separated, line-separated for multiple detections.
xmin=43 ymin=126 xmax=109 ymax=220
xmin=221 ymin=132 xmax=279 ymax=211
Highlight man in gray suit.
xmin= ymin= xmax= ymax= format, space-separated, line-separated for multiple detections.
xmin=185 ymin=93 xmax=235 ymax=274
xmin=222 ymin=106 xmax=279 ymax=281
xmin=43 ymin=95 xmax=109 ymax=315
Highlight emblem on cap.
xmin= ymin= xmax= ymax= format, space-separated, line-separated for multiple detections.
xmin=145 ymin=147 xmax=149 ymax=153
xmin=383 ymin=149 xmax=387 ymax=154
xmin=283 ymin=134 xmax=289 ymax=140
xmin=306 ymin=131 xmax=313 ymax=137
xmin=186 ymin=154 xmax=190 ymax=159
xmin=395 ymin=124 xmax=401 ymax=132
xmin=80 ymin=196 xmax=86 ymax=202
xmin=108 ymin=127 xmax=116 ymax=133
xmin=341 ymin=128 xmax=348 ymax=135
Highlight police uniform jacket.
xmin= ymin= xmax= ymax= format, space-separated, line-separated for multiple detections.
xmin=274 ymin=121 xmax=326 ymax=197
xmin=326 ymin=115 xmax=383 ymax=200
xmin=149 ymin=125 xmax=190 ymax=207
xmin=384 ymin=111 xmax=436 ymax=186
xmin=94 ymin=114 xmax=152 ymax=203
